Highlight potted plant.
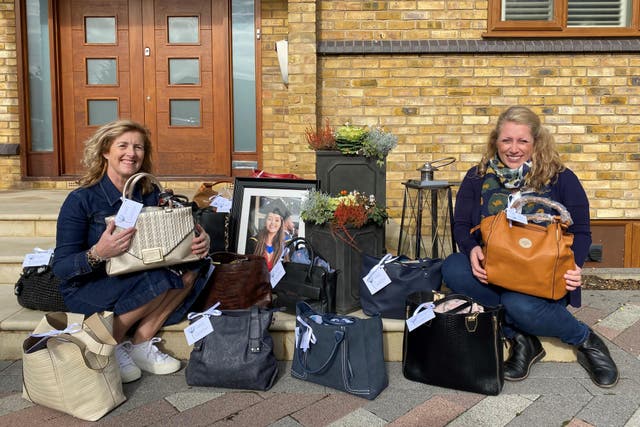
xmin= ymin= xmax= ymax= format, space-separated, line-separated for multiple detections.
xmin=305 ymin=122 xmax=398 ymax=205
xmin=300 ymin=189 xmax=388 ymax=314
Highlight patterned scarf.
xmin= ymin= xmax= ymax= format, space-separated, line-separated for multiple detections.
xmin=481 ymin=155 xmax=553 ymax=221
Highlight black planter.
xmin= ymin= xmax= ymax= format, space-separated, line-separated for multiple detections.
xmin=315 ymin=151 xmax=386 ymax=204
xmin=305 ymin=222 xmax=386 ymax=314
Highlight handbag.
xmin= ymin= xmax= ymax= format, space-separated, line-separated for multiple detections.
xmin=479 ymin=195 xmax=575 ymax=300
xmin=273 ymin=237 xmax=337 ymax=314
xmin=185 ymin=305 xmax=278 ymax=390
xmin=192 ymin=181 xmax=230 ymax=209
xmin=22 ymin=311 xmax=126 ymax=421
xmin=291 ymin=301 xmax=388 ymax=400
xmin=360 ymin=253 xmax=443 ymax=319
xmin=106 ymin=172 xmax=200 ymax=276
xmin=251 ymin=169 xmax=301 ymax=180
xmin=402 ymin=292 xmax=504 ymax=395
xmin=14 ymin=264 xmax=68 ymax=312
xmin=191 ymin=252 xmax=272 ymax=311
xmin=193 ymin=207 xmax=229 ymax=253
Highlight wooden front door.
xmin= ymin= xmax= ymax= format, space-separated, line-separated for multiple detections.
xmin=58 ymin=0 xmax=231 ymax=177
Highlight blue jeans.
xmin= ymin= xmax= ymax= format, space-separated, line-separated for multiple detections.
xmin=442 ymin=253 xmax=589 ymax=346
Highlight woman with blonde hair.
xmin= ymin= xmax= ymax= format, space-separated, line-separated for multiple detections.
xmin=442 ymin=106 xmax=618 ymax=388
xmin=54 ymin=119 xmax=211 ymax=383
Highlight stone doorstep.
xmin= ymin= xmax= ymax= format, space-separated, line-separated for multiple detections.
xmin=0 ymin=286 xmax=576 ymax=362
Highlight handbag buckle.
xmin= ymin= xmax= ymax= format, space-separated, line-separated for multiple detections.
xmin=465 ymin=313 xmax=479 ymax=333
xmin=141 ymin=248 xmax=164 ymax=264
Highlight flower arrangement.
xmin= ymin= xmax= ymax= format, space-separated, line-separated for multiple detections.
xmin=301 ymin=189 xmax=388 ymax=250
xmin=304 ymin=122 xmax=398 ymax=167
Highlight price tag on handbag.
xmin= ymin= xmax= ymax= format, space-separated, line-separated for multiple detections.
xmin=210 ymin=195 xmax=232 ymax=213
xmin=184 ymin=317 xmax=214 ymax=346
xmin=270 ymin=261 xmax=286 ymax=288
xmin=363 ymin=265 xmax=392 ymax=295
xmin=115 ymin=198 xmax=143 ymax=228
xmin=406 ymin=302 xmax=435 ymax=332
xmin=22 ymin=248 xmax=54 ymax=267
xmin=506 ymin=208 xmax=528 ymax=225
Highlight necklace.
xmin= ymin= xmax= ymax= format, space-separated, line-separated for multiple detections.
xmin=266 ymin=245 xmax=274 ymax=254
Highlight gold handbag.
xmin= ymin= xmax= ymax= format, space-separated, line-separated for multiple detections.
xmin=22 ymin=311 xmax=126 ymax=421
xmin=479 ymin=195 xmax=575 ymax=300
xmin=106 ymin=172 xmax=199 ymax=276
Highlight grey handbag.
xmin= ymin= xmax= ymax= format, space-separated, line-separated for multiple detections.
xmin=291 ymin=301 xmax=388 ymax=400
xmin=185 ymin=305 xmax=278 ymax=391
xmin=106 ymin=172 xmax=199 ymax=276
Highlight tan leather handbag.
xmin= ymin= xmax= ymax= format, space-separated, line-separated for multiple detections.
xmin=22 ymin=311 xmax=126 ymax=421
xmin=479 ymin=195 xmax=575 ymax=300
xmin=106 ymin=172 xmax=199 ymax=276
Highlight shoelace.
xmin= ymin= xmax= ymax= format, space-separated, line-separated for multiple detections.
xmin=116 ymin=342 xmax=138 ymax=368
xmin=142 ymin=337 xmax=169 ymax=361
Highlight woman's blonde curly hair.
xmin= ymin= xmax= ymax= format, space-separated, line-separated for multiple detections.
xmin=477 ymin=106 xmax=565 ymax=191
xmin=78 ymin=120 xmax=154 ymax=192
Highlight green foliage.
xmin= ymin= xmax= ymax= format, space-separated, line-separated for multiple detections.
xmin=300 ymin=190 xmax=336 ymax=225
xmin=361 ymin=127 xmax=398 ymax=167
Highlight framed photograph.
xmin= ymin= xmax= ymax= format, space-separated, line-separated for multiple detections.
xmin=229 ymin=177 xmax=318 ymax=254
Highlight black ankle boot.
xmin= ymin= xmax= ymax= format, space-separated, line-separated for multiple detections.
xmin=577 ymin=329 xmax=619 ymax=388
xmin=504 ymin=332 xmax=546 ymax=381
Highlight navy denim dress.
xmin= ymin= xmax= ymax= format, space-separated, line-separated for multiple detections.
xmin=53 ymin=174 xmax=208 ymax=325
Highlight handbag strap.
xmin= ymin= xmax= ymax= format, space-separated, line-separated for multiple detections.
xmin=510 ymin=195 xmax=573 ymax=225
xmin=287 ymin=237 xmax=316 ymax=280
xmin=249 ymin=306 xmax=262 ymax=353
xmin=122 ymin=172 xmax=164 ymax=200
xmin=295 ymin=327 xmax=345 ymax=375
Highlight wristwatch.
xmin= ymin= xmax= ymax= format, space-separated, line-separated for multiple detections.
xmin=87 ymin=245 xmax=104 ymax=268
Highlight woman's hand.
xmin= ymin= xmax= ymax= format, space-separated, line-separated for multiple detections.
xmin=192 ymin=224 xmax=210 ymax=258
xmin=470 ymin=246 xmax=488 ymax=284
xmin=94 ymin=220 xmax=136 ymax=259
xmin=565 ymin=264 xmax=583 ymax=291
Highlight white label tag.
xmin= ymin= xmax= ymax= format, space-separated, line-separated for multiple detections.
xmin=115 ymin=198 xmax=144 ymax=228
xmin=22 ymin=249 xmax=54 ymax=267
xmin=406 ymin=303 xmax=435 ymax=332
xmin=270 ymin=260 xmax=286 ymax=288
xmin=363 ymin=265 xmax=392 ymax=295
xmin=210 ymin=196 xmax=232 ymax=213
xmin=506 ymin=207 xmax=528 ymax=225
xmin=184 ymin=316 xmax=214 ymax=346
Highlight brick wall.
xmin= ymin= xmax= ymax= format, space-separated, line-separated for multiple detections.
xmin=0 ymin=0 xmax=20 ymax=190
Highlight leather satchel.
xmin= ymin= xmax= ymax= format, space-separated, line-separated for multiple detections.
xmin=191 ymin=252 xmax=271 ymax=311
xmin=291 ymin=301 xmax=388 ymax=400
xmin=360 ymin=253 xmax=443 ymax=319
xmin=193 ymin=207 xmax=229 ymax=254
xmin=273 ymin=237 xmax=337 ymax=314
xmin=479 ymin=195 xmax=575 ymax=300
xmin=106 ymin=173 xmax=199 ymax=276
xmin=22 ymin=311 xmax=126 ymax=421
xmin=402 ymin=292 xmax=504 ymax=395
xmin=185 ymin=305 xmax=278 ymax=390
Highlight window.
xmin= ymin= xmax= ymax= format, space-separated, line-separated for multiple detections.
xmin=486 ymin=0 xmax=640 ymax=36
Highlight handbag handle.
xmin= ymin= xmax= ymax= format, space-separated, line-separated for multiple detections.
xmin=249 ymin=306 xmax=262 ymax=353
xmin=295 ymin=328 xmax=345 ymax=375
xmin=121 ymin=172 xmax=164 ymax=200
xmin=509 ymin=195 xmax=573 ymax=226
xmin=286 ymin=237 xmax=317 ymax=281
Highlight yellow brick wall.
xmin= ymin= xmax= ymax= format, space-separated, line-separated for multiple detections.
xmin=317 ymin=53 xmax=640 ymax=221
xmin=0 ymin=0 xmax=20 ymax=190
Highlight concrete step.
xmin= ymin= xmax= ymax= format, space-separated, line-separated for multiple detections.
xmin=0 ymin=237 xmax=57 ymax=285
xmin=0 ymin=286 xmax=576 ymax=362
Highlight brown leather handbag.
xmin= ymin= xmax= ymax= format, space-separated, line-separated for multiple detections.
xmin=478 ymin=195 xmax=575 ymax=300
xmin=192 ymin=252 xmax=272 ymax=311
xmin=192 ymin=181 xmax=232 ymax=209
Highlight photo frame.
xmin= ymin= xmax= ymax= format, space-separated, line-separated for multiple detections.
xmin=229 ymin=177 xmax=318 ymax=254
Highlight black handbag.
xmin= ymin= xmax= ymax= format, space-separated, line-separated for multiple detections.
xmin=193 ymin=207 xmax=229 ymax=254
xmin=185 ymin=305 xmax=278 ymax=391
xmin=14 ymin=264 xmax=68 ymax=312
xmin=360 ymin=254 xmax=443 ymax=319
xmin=402 ymin=292 xmax=504 ymax=395
xmin=291 ymin=301 xmax=388 ymax=400
xmin=273 ymin=238 xmax=337 ymax=314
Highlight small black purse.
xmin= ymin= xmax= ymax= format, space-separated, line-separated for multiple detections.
xmin=272 ymin=237 xmax=337 ymax=314
xmin=14 ymin=264 xmax=68 ymax=312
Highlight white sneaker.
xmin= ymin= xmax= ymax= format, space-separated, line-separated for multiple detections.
xmin=116 ymin=341 xmax=142 ymax=383
xmin=128 ymin=337 xmax=181 ymax=375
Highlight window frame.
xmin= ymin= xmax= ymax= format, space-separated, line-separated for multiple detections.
xmin=485 ymin=0 xmax=640 ymax=37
